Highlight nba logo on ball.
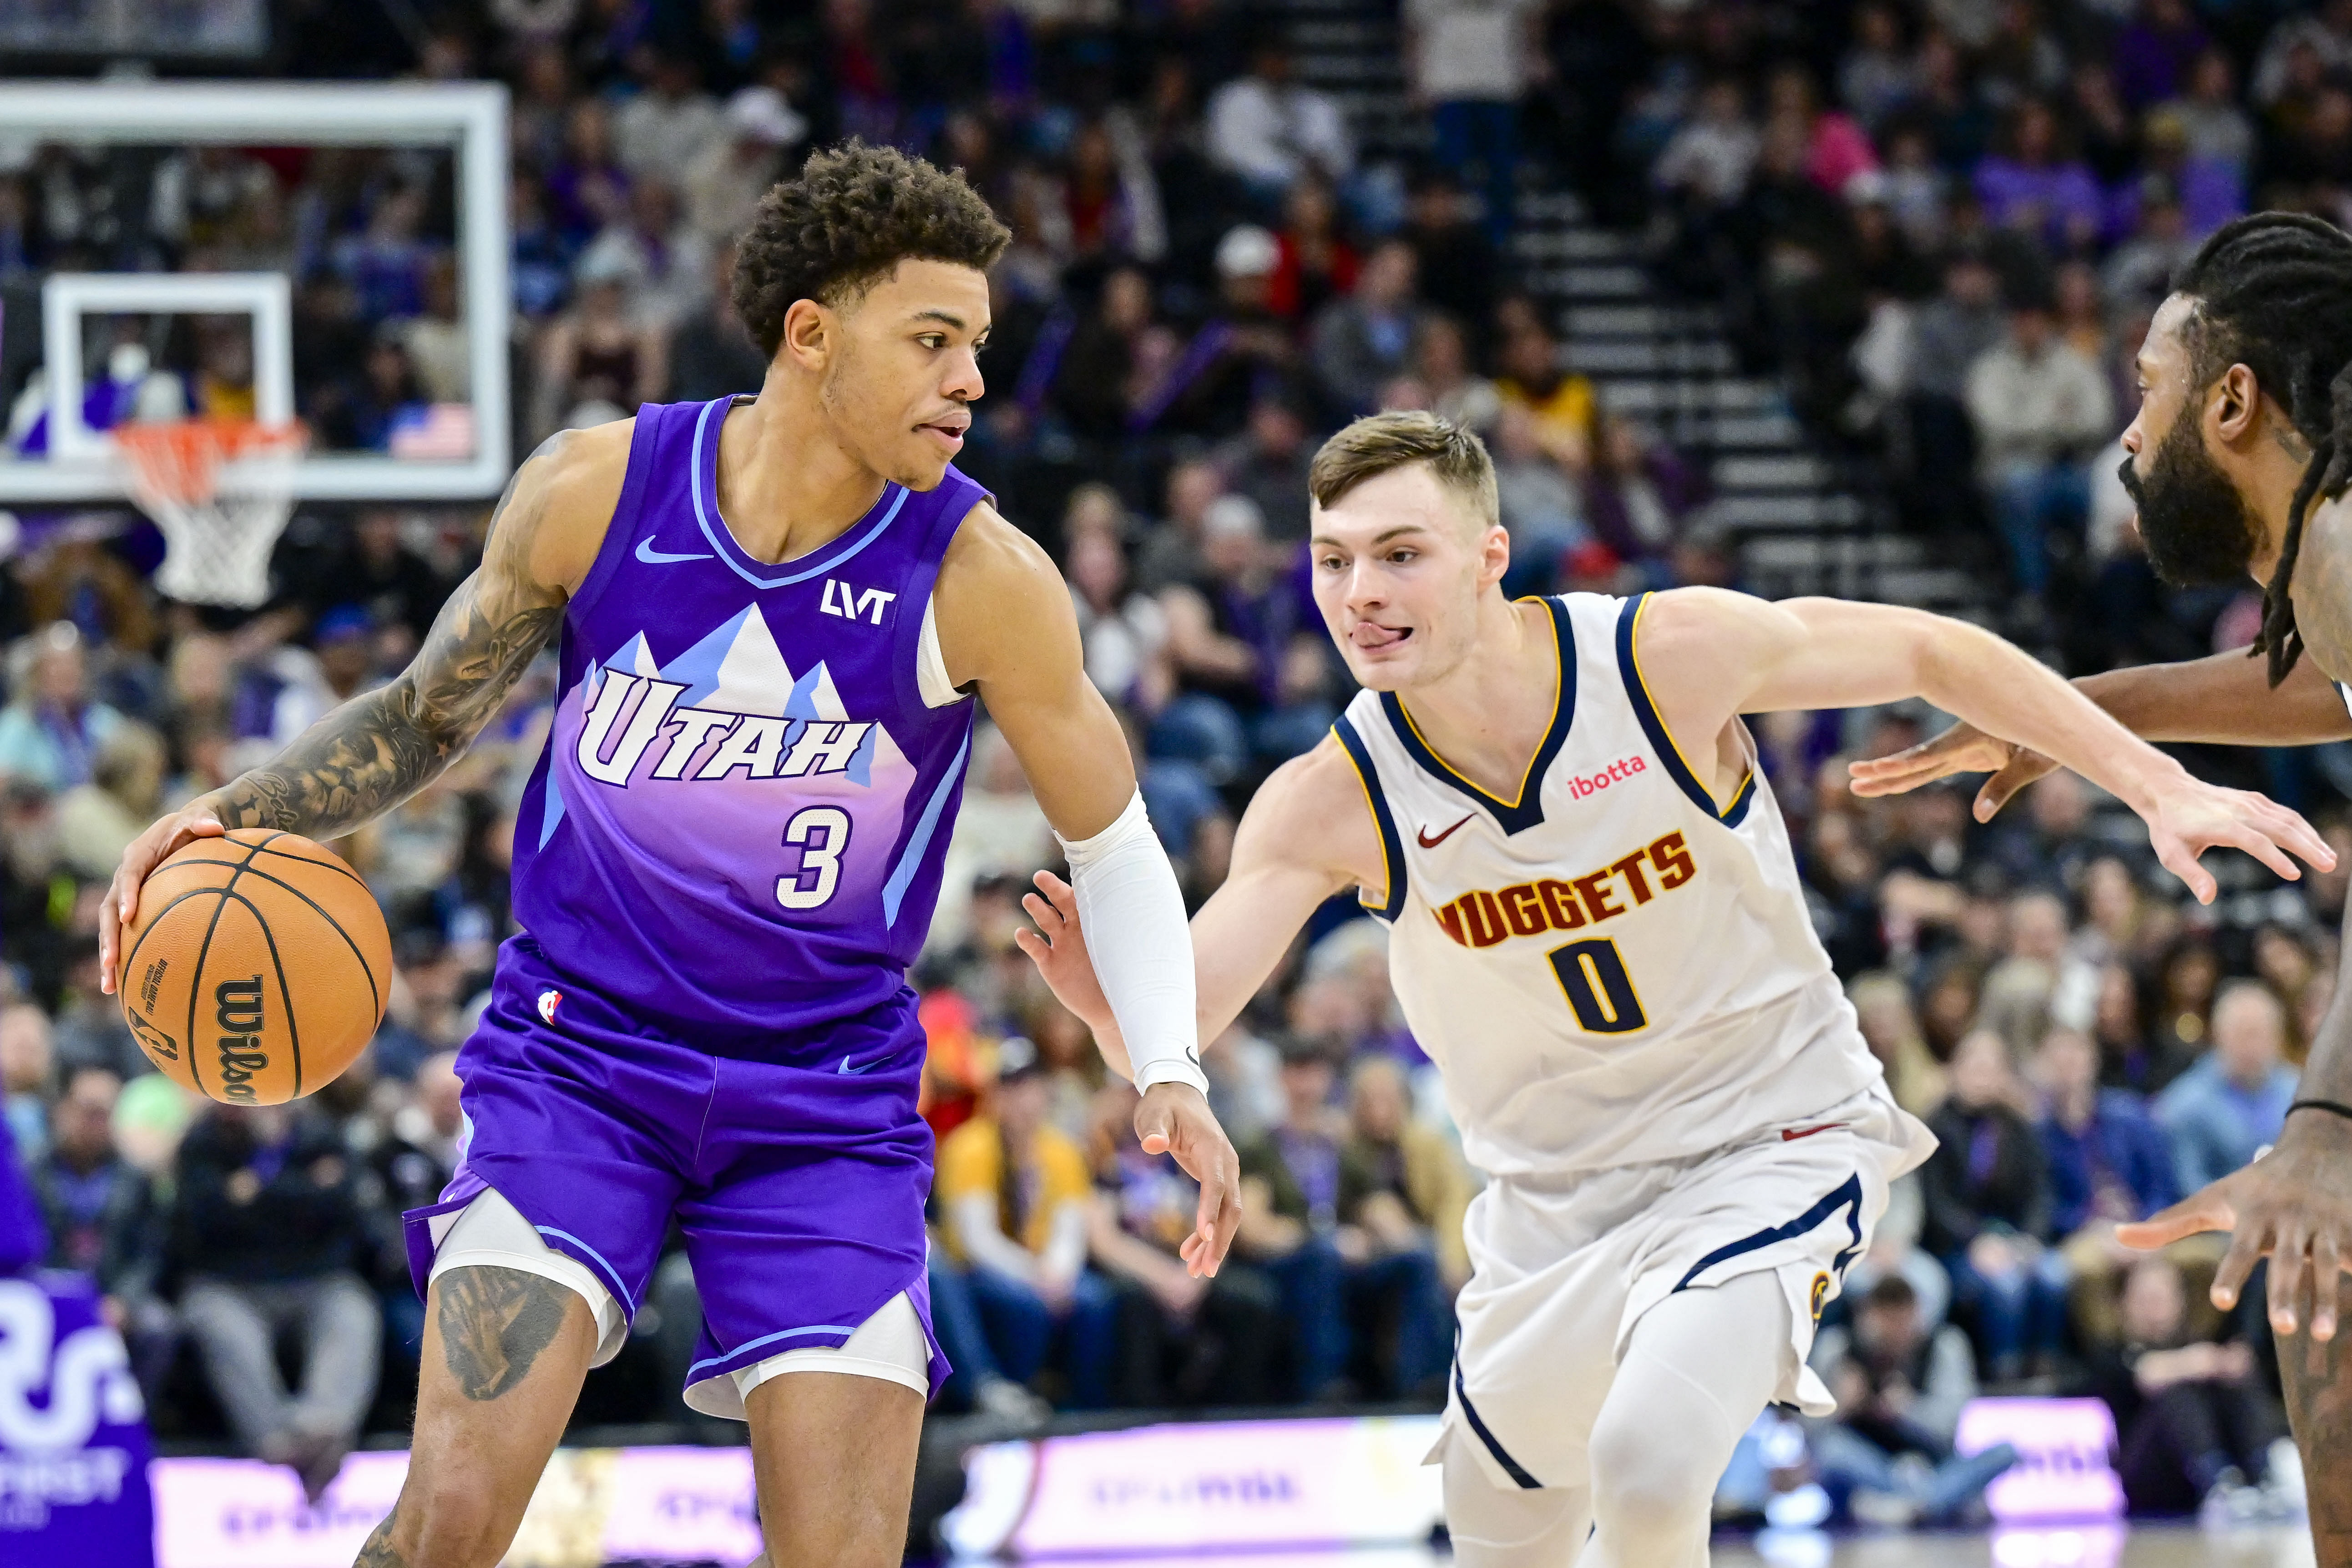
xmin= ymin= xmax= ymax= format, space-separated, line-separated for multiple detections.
xmin=539 ymin=990 xmax=562 ymax=1024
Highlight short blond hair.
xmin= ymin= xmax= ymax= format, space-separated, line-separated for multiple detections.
xmin=1307 ymin=410 xmax=1499 ymax=531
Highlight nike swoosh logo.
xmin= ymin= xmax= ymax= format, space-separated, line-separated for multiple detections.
xmin=636 ymin=537 xmax=714 ymax=565
xmin=1418 ymin=814 xmax=1475 ymax=849
xmin=839 ymin=1055 xmax=883 ymax=1074
xmin=1780 ymin=1123 xmax=1847 ymax=1143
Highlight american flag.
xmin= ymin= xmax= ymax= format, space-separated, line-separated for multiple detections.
xmin=387 ymin=402 xmax=476 ymax=460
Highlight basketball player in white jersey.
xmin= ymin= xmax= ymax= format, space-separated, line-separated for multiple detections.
xmin=1017 ymin=412 xmax=2334 ymax=1566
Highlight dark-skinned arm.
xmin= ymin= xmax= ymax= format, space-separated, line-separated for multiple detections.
xmin=2115 ymin=916 xmax=2352 ymax=1561
xmin=1849 ymin=647 xmax=2352 ymax=818
xmin=98 ymin=425 xmax=627 ymax=994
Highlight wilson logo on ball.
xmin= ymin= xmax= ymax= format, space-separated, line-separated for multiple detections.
xmin=213 ymin=977 xmax=270 ymax=1103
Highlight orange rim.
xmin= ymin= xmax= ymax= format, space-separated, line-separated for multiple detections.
xmin=114 ymin=418 xmax=306 ymax=506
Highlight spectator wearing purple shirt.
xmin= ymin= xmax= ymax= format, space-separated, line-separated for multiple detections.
xmin=1922 ymin=1030 xmax=2068 ymax=1381
xmin=0 ymin=1080 xmax=45 ymax=1274
xmin=1974 ymin=99 xmax=2105 ymax=254
xmin=2113 ymin=0 xmax=2212 ymax=112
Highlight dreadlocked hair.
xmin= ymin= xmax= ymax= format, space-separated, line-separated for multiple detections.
xmin=2172 ymin=212 xmax=2352 ymax=685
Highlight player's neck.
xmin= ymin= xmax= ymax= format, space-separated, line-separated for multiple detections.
xmin=708 ymin=386 xmax=891 ymax=566
xmin=1395 ymin=595 xmax=1557 ymax=795
xmin=2238 ymin=418 xmax=2323 ymax=584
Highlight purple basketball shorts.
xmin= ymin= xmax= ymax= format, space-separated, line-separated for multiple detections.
xmin=401 ymin=935 xmax=947 ymax=1407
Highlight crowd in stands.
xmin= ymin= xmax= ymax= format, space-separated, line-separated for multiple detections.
xmin=1632 ymin=0 xmax=2352 ymax=653
xmin=1 ymin=0 xmax=2349 ymax=1532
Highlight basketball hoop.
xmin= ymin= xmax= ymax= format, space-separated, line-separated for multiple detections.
xmin=112 ymin=417 xmax=307 ymax=609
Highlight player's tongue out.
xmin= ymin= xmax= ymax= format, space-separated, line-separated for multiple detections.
xmin=1352 ymin=621 xmax=1411 ymax=650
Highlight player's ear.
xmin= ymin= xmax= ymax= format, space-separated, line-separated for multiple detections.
xmin=2212 ymin=362 xmax=2262 ymax=445
xmin=1480 ymin=520 xmax=1511 ymax=588
xmin=780 ymin=298 xmax=831 ymax=369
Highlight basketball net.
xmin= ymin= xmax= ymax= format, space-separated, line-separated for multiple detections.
xmin=112 ymin=417 xmax=307 ymax=609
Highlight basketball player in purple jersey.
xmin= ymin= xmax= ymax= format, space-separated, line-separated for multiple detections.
xmin=95 ymin=143 xmax=1239 ymax=1568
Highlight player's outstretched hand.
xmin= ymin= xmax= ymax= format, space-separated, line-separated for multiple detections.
xmin=1014 ymin=870 xmax=1113 ymax=1033
xmin=1846 ymin=720 xmax=2057 ymax=820
xmin=1137 ymin=1082 xmax=1243 ymax=1280
xmin=100 ymin=803 xmax=229 ymax=996
xmin=2139 ymin=776 xmax=2334 ymax=905
xmin=2118 ymin=1113 xmax=2352 ymax=1367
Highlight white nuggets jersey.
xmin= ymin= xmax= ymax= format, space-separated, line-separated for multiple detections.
xmin=1332 ymin=591 xmax=1883 ymax=1177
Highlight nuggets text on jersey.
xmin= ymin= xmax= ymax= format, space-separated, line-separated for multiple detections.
xmin=1431 ymin=830 xmax=1696 ymax=949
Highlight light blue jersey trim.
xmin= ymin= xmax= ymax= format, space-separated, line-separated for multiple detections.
xmin=687 ymin=1323 xmax=861 ymax=1379
xmin=688 ymin=397 xmax=910 ymax=588
xmin=534 ymin=1225 xmax=638 ymax=1315
xmin=881 ymin=726 xmax=971 ymax=926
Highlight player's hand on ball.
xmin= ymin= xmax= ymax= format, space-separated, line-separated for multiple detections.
xmin=1137 ymin=1082 xmax=1244 ymax=1280
xmin=100 ymin=802 xmax=229 ymax=995
xmin=2118 ymin=1112 xmax=2352 ymax=1368
xmin=1015 ymin=871 xmax=1114 ymax=1032
xmin=1846 ymin=720 xmax=2057 ymax=819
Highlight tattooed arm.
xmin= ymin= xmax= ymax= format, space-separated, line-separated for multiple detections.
xmin=99 ymin=424 xmax=632 ymax=994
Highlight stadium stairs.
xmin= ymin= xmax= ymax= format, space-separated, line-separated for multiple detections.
xmin=1276 ymin=0 xmax=1998 ymax=620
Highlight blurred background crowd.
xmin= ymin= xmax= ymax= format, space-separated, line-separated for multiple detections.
xmin=7 ymin=0 xmax=2352 ymax=1530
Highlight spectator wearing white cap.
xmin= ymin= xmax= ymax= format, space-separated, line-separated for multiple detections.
xmin=1137 ymin=227 xmax=1300 ymax=440
xmin=684 ymin=86 xmax=808 ymax=248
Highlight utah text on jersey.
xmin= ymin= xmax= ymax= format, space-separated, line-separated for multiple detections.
xmin=568 ymin=605 xmax=900 ymax=789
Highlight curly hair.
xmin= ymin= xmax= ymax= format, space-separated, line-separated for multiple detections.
xmin=730 ymin=140 xmax=1010 ymax=359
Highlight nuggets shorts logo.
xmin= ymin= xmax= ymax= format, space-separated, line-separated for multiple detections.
xmin=1809 ymin=1270 xmax=1832 ymax=1322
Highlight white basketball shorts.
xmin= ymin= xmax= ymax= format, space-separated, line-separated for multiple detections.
xmin=1434 ymin=1082 xmax=1935 ymax=1491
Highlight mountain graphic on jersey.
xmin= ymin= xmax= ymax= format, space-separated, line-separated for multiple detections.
xmin=541 ymin=602 xmax=920 ymax=929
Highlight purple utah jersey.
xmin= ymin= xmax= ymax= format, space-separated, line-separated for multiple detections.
xmin=407 ymin=395 xmax=988 ymax=1411
xmin=512 ymin=394 xmax=982 ymax=1038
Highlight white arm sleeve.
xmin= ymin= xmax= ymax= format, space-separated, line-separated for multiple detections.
xmin=1057 ymin=791 xmax=1208 ymax=1095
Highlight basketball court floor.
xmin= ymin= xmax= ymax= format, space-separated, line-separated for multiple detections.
xmin=966 ymin=1527 xmax=2317 ymax=1568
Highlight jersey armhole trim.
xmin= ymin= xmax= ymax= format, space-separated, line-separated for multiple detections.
xmin=916 ymin=597 xmax=960 ymax=708
xmin=1615 ymin=592 xmax=1757 ymax=827
xmin=1331 ymin=714 xmax=1406 ymax=923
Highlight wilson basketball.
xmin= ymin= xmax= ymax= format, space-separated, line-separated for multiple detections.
xmin=117 ymin=829 xmax=392 ymax=1106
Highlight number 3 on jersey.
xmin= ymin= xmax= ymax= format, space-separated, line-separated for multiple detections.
xmin=778 ymin=806 xmax=850 ymax=910
xmin=1548 ymin=937 xmax=1648 ymax=1033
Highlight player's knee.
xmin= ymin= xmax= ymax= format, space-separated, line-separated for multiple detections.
xmin=1587 ymin=1410 xmax=1714 ymax=1536
xmin=390 ymin=1472 xmax=520 ymax=1568
xmin=1442 ymin=1457 xmax=1582 ymax=1561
